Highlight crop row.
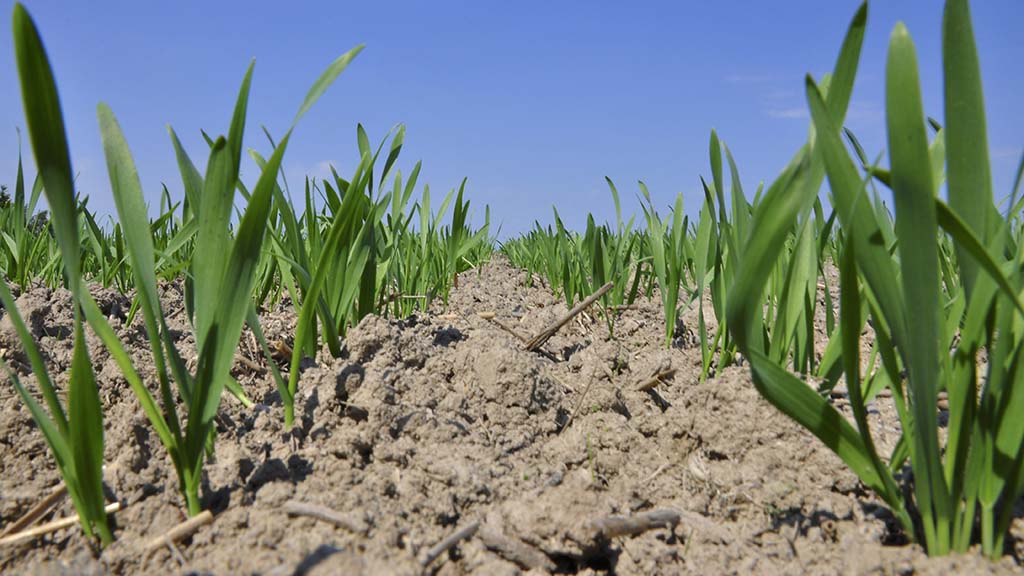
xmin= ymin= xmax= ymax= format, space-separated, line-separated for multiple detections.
xmin=1 ymin=4 xmax=489 ymax=540
xmin=2 ymin=0 xmax=1023 ymax=562
xmin=503 ymin=0 xmax=1024 ymax=559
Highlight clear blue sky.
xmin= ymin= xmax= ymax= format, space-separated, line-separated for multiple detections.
xmin=0 ymin=1 xmax=1020 ymax=237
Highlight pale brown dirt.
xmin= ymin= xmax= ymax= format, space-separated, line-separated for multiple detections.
xmin=0 ymin=256 xmax=1021 ymax=575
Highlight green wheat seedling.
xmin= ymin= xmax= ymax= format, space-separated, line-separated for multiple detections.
xmin=2 ymin=3 xmax=113 ymax=545
xmin=503 ymin=184 xmax=643 ymax=334
xmin=504 ymin=184 xmax=680 ymax=340
xmin=690 ymin=191 xmax=719 ymax=378
xmin=271 ymin=128 xmax=406 ymax=396
xmin=692 ymin=131 xmax=759 ymax=374
xmin=107 ymin=54 xmax=359 ymax=515
xmin=587 ymin=181 xmax=643 ymax=329
xmin=238 ymin=120 xmax=490 ymax=429
xmin=9 ymin=2 xmax=362 ymax=516
xmin=0 ymin=145 xmax=51 ymax=290
xmin=280 ymin=143 xmax=489 ymax=426
xmin=0 ymin=146 xmax=160 ymax=297
xmin=0 ymin=140 xmax=188 ymax=301
xmin=377 ymin=169 xmax=490 ymax=319
xmin=728 ymin=0 xmax=1024 ymax=557
xmin=640 ymin=186 xmax=688 ymax=346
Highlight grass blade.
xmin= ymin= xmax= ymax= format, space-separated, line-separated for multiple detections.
xmin=12 ymin=3 xmax=81 ymax=289
xmin=943 ymin=0 xmax=993 ymax=298
xmin=11 ymin=3 xmax=111 ymax=543
xmin=67 ymin=323 xmax=113 ymax=544
xmin=886 ymin=21 xmax=950 ymax=552
xmin=292 ymin=45 xmax=364 ymax=126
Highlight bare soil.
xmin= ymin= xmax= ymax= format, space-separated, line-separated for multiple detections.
xmin=1 ymin=256 xmax=1022 ymax=575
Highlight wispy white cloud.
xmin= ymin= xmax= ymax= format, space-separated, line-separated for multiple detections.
xmin=284 ymin=159 xmax=340 ymax=183
xmin=846 ymin=100 xmax=882 ymax=123
xmin=312 ymin=160 xmax=336 ymax=179
xmin=762 ymin=88 xmax=798 ymax=101
xmin=725 ymin=72 xmax=774 ymax=85
xmin=992 ymin=146 xmax=1022 ymax=160
xmin=767 ymin=107 xmax=808 ymax=120
xmin=766 ymin=99 xmax=882 ymax=123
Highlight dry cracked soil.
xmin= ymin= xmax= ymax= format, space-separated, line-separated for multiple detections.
xmin=1 ymin=256 xmax=1022 ymax=575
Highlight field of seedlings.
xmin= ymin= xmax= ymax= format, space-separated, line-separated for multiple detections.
xmin=2 ymin=0 xmax=1024 ymax=574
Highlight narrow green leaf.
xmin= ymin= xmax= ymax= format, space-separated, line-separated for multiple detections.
xmin=943 ymin=0 xmax=994 ymax=299
xmin=936 ymin=200 xmax=1024 ymax=314
xmin=12 ymin=3 xmax=82 ymax=291
xmin=98 ymin=105 xmax=163 ymax=332
xmin=838 ymin=233 xmax=909 ymax=528
xmin=380 ymin=124 xmax=405 ymax=184
xmin=98 ymin=103 xmax=185 ymax=437
xmin=292 ymin=45 xmax=364 ymax=126
xmin=68 ymin=324 xmax=112 ymax=544
xmin=167 ymin=127 xmax=204 ymax=220
xmin=747 ymin=351 xmax=889 ymax=494
xmin=206 ymin=131 xmax=293 ymax=408
xmin=807 ymin=78 xmax=907 ymax=352
xmin=227 ymin=60 xmax=255 ymax=175
xmin=193 ymin=137 xmax=234 ymax=352
xmin=886 ymin=20 xmax=950 ymax=552
xmin=78 ymin=289 xmax=176 ymax=450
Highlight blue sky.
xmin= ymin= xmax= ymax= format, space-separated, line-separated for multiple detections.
xmin=0 ymin=1 xmax=1020 ymax=237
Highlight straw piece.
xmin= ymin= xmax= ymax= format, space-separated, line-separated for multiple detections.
xmin=284 ymin=500 xmax=368 ymax=535
xmin=420 ymin=520 xmax=480 ymax=566
xmin=144 ymin=509 xmax=213 ymax=553
xmin=526 ymin=282 xmax=613 ymax=351
xmin=587 ymin=508 xmax=680 ymax=539
xmin=0 ymin=483 xmax=67 ymax=537
xmin=0 ymin=502 xmax=120 ymax=547
xmin=636 ymin=368 xmax=678 ymax=392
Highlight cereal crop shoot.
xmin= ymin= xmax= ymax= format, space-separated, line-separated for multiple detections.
xmin=1 ymin=0 xmax=1022 ymax=573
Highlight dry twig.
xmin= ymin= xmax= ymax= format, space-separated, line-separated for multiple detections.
xmin=478 ymin=311 xmax=531 ymax=344
xmin=587 ymin=508 xmax=680 ymax=539
xmin=560 ymin=372 xmax=599 ymax=433
xmin=420 ymin=520 xmax=480 ymax=566
xmin=0 ymin=502 xmax=121 ymax=547
xmin=526 ymin=282 xmax=613 ymax=351
xmin=144 ymin=509 xmax=213 ymax=553
xmin=283 ymin=500 xmax=368 ymax=535
xmin=0 ymin=483 xmax=67 ymax=537
xmin=478 ymin=525 xmax=554 ymax=571
xmin=524 ymin=278 xmax=610 ymax=350
xmin=234 ymin=353 xmax=264 ymax=373
xmin=640 ymin=463 xmax=670 ymax=485
xmin=636 ymin=368 xmax=678 ymax=392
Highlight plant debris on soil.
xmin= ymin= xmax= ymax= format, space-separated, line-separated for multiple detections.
xmin=1 ymin=256 xmax=1022 ymax=575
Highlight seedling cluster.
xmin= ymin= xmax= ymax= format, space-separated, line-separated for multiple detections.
xmin=2 ymin=0 xmax=1022 ymax=563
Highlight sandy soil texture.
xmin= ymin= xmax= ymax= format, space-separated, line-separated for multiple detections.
xmin=1 ymin=256 xmax=1022 ymax=574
